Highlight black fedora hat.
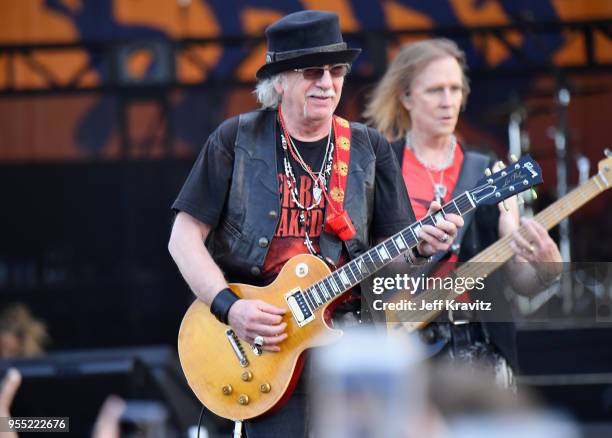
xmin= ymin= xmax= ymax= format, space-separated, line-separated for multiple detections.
xmin=256 ymin=10 xmax=361 ymax=79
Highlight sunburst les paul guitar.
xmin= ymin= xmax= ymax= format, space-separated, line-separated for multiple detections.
xmin=386 ymin=151 xmax=612 ymax=332
xmin=177 ymin=155 xmax=543 ymax=421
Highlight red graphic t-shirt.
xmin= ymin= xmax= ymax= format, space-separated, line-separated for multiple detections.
xmin=260 ymin=127 xmax=350 ymax=285
xmin=262 ymin=173 xmax=328 ymax=282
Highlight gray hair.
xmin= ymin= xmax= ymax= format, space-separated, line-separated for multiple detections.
xmin=254 ymin=73 xmax=286 ymax=109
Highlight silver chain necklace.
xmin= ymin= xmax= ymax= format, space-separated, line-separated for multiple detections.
xmin=279 ymin=131 xmax=334 ymax=257
xmin=285 ymin=129 xmax=333 ymax=205
xmin=405 ymin=132 xmax=456 ymax=171
xmin=405 ymin=132 xmax=457 ymax=204
xmin=280 ymin=132 xmax=334 ymax=210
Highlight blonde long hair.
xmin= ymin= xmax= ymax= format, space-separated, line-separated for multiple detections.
xmin=364 ymin=38 xmax=470 ymax=141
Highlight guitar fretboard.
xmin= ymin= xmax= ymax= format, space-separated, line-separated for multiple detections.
xmin=299 ymin=192 xmax=477 ymax=312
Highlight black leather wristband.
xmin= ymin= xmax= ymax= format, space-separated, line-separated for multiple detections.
xmin=210 ymin=287 xmax=240 ymax=324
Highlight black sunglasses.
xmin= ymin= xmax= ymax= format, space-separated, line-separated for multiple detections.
xmin=293 ymin=63 xmax=351 ymax=80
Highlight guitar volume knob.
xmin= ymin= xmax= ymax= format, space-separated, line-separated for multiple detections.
xmin=238 ymin=394 xmax=249 ymax=405
xmin=260 ymin=383 xmax=271 ymax=393
xmin=241 ymin=371 xmax=253 ymax=381
xmin=222 ymin=385 xmax=233 ymax=395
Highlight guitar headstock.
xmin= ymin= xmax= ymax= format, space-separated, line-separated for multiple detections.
xmin=469 ymin=155 xmax=543 ymax=206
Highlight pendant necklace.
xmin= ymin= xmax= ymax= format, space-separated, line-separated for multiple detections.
xmin=406 ymin=132 xmax=456 ymax=204
xmin=277 ymin=107 xmax=336 ymax=259
xmin=280 ymin=131 xmax=333 ymax=210
xmin=283 ymin=125 xmax=333 ymax=206
xmin=279 ymin=131 xmax=334 ymax=257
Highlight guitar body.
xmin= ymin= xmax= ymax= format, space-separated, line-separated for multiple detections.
xmin=178 ymin=254 xmax=343 ymax=421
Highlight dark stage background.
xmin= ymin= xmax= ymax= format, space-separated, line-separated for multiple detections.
xmin=1 ymin=1 xmax=612 ymax=436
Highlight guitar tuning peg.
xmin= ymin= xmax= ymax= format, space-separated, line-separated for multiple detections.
xmin=492 ymin=161 xmax=505 ymax=172
xmin=510 ymin=154 xmax=519 ymax=163
xmin=517 ymin=194 xmax=525 ymax=206
xmin=530 ymin=188 xmax=538 ymax=200
xmin=484 ymin=168 xmax=492 ymax=176
xmin=502 ymin=200 xmax=509 ymax=212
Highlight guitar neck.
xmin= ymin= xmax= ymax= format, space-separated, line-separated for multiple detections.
xmin=299 ymin=191 xmax=478 ymax=311
xmin=393 ymin=173 xmax=608 ymax=325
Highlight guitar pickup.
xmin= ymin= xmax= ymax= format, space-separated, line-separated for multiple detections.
xmin=284 ymin=288 xmax=315 ymax=327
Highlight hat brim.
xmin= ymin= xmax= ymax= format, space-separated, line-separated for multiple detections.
xmin=256 ymin=48 xmax=361 ymax=79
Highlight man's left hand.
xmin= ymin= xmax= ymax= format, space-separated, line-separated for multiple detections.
xmin=510 ymin=217 xmax=563 ymax=283
xmin=510 ymin=218 xmax=562 ymax=264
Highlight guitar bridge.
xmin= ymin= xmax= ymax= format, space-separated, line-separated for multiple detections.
xmin=225 ymin=329 xmax=249 ymax=367
xmin=284 ymin=288 xmax=315 ymax=327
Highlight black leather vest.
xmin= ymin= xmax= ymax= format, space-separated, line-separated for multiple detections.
xmin=206 ymin=110 xmax=378 ymax=285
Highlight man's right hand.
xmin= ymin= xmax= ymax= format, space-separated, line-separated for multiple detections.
xmin=227 ymin=300 xmax=288 ymax=352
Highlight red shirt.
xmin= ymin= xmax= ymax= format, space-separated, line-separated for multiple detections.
xmin=402 ymin=143 xmax=468 ymax=299
xmin=401 ymin=144 xmax=464 ymax=220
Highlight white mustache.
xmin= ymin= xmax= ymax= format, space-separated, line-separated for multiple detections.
xmin=306 ymin=89 xmax=335 ymax=98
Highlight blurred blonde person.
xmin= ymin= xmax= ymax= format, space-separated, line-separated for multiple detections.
xmin=0 ymin=303 xmax=49 ymax=358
